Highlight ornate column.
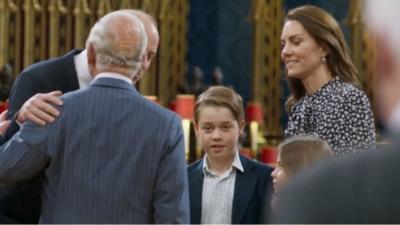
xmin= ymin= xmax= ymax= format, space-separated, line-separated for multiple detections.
xmin=48 ymin=0 xmax=67 ymax=58
xmin=348 ymin=0 xmax=377 ymax=128
xmin=23 ymin=0 xmax=43 ymax=67
xmin=251 ymin=0 xmax=283 ymax=145
xmin=73 ymin=0 xmax=91 ymax=48
xmin=0 ymin=0 xmax=18 ymax=70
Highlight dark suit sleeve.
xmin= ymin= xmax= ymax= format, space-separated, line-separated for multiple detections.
xmin=0 ymin=121 xmax=50 ymax=187
xmin=152 ymin=115 xmax=190 ymax=224
xmin=7 ymin=71 xmax=39 ymax=120
xmin=3 ymin=71 xmax=41 ymax=143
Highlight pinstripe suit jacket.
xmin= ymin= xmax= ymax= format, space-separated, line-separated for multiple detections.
xmin=0 ymin=77 xmax=190 ymax=224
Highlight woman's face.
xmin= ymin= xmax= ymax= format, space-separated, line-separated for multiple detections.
xmin=281 ymin=20 xmax=326 ymax=80
xmin=271 ymin=153 xmax=288 ymax=193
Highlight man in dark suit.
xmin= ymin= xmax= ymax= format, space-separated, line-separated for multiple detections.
xmin=6 ymin=10 xmax=159 ymax=129
xmin=0 ymin=10 xmax=189 ymax=223
xmin=0 ymin=10 xmax=160 ymax=224
xmin=273 ymin=0 xmax=400 ymax=223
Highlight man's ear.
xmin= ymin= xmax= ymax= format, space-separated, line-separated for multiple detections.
xmin=87 ymin=44 xmax=97 ymax=76
xmin=87 ymin=43 xmax=96 ymax=66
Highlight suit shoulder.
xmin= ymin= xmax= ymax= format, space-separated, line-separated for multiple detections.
xmin=19 ymin=50 xmax=80 ymax=79
xmin=141 ymin=98 xmax=180 ymax=121
xmin=22 ymin=56 xmax=63 ymax=74
xmin=242 ymin=156 xmax=273 ymax=174
xmin=188 ymin=159 xmax=203 ymax=173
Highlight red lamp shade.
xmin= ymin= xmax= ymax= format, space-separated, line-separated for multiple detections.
xmin=246 ymin=102 xmax=264 ymax=124
xmin=174 ymin=95 xmax=195 ymax=119
xmin=259 ymin=147 xmax=277 ymax=165
xmin=240 ymin=148 xmax=252 ymax=159
xmin=0 ymin=101 xmax=8 ymax=113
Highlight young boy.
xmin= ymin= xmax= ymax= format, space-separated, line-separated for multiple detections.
xmin=188 ymin=86 xmax=273 ymax=224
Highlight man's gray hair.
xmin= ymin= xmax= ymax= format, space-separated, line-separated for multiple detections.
xmin=85 ymin=11 xmax=147 ymax=74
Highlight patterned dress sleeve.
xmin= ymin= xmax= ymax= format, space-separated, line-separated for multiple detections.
xmin=315 ymin=88 xmax=376 ymax=155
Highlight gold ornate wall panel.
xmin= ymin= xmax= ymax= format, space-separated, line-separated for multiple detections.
xmin=96 ymin=0 xmax=112 ymax=17
xmin=157 ymin=0 xmax=172 ymax=106
xmin=251 ymin=0 xmax=283 ymax=144
xmin=137 ymin=0 xmax=158 ymax=96
xmin=23 ymin=0 xmax=44 ymax=68
xmin=48 ymin=0 xmax=68 ymax=58
xmin=172 ymin=0 xmax=188 ymax=103
xmin=152 ymin=0 xmax=188 ymax=106
xmin=0 ymin=0 xmax=188 ymax=107
xmin=0 ymin=0 xmax=20 ymax=71
xmin=73 ymin=0 xmax=92 ymax=49
xmin=348 ymin=0 xmax=378 ymax=126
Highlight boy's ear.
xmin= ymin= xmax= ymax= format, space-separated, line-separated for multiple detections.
xmin=239 ymin=119 xmax=246 ymax=136
xmin=194 ymin=122 xmax=199 ymax=136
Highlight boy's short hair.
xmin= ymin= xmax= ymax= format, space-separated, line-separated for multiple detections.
xmin=194 ymin=86 xmax=244 ymax=123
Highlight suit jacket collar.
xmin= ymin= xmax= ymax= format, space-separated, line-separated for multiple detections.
xmin=232 ymin=155 xmax=259 ymax=224
xmin=89 ymin=77 xmax=137 ymax=94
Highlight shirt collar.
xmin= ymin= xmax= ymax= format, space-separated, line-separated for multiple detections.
xmin=74 ymin=49 xmax=93 ymax=88
xmin=202 ymin=150 xmax=244 ymax=175
xmin=95 ymin=72 xmax=133 ymax=85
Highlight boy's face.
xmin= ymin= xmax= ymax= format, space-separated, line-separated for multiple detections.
xmin=195 ymin=105 xmax=244 ymax=160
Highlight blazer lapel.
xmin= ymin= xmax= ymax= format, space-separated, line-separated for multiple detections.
xmin=232 ymin=156 xmax=258 ymax=224
xmin=189 ymin=161 xmax=204 ymax=224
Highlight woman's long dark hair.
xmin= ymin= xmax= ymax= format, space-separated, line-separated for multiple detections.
xmin=284 ymin=5 xmax=359 ymax=115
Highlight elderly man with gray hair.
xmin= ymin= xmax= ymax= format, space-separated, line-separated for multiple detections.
xmin=0 ymin=10 xmax=189 ymax=224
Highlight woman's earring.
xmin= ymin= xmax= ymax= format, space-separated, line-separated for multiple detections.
xmin=321 ymin=56 xmax=327 ymax=64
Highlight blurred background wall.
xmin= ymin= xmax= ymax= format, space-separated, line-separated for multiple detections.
xmin=0 ymin=0 xmax=377 ymax=148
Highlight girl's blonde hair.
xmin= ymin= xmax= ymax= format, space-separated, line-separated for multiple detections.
xmin=278 ymin=135 xmax=332 ymax=176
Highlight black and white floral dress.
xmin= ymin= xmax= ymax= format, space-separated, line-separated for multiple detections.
xmin=285 ymin=77 xmax=376 ymax=156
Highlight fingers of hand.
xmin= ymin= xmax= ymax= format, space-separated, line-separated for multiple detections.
xmin=19 ymin=93 xmax=62 ymax=126
xmin=0 ymin=120 xmax=11 ymax=135
xmin=44 ymin=91 xmax=63 ymax=106
xmin=0 ymin=110 xmax=8 ymax=122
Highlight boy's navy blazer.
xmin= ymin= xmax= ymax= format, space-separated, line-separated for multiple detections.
xmin=188 ymin=154 xmax=273 ymax=224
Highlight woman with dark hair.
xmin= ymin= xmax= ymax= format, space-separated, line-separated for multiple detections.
xmin=281 ymin=5 xmax=375 ymax=155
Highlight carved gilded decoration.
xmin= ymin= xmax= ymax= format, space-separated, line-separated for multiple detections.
xmin=251 ymin=0 xmax=283 ymax=144
xmin=0 ymin=0 xmax=18 ymax=69
xmin=23 ymin=0 xmax=43 ymax=67
xmin=348 ymin=0 xmax=377 ymax=128
xmin=0 ymin=0 xmax=188 ymax=110
xmin=48 ymin=0 xmax=67 ymax=58
xmin=73 ymin=0 xmax=91 ymax=49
